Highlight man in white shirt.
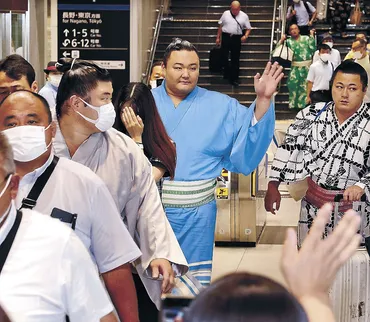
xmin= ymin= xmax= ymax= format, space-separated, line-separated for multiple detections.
xmin=0 ymin=132 xmax=117 ymax=322
xmin=312 ymin=34 xmax=341 ymax=68
xmin=0 ymin=91 xmax=142 ymax=322
xmin=216 ymin=1 xmax=252 ymax=87
xmin=345 ymin=39 xmax=370 ymax=103
xmin=38 ymin=61 xmax=63 ymax=110
xmin=286 ymin=0 xmax=317 ymax=36
xmin=307 ymin=44 xmax=334 ymax=104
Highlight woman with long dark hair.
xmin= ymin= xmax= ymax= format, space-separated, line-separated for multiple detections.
xmin=114 ymin=82 xmax=176 ymax=182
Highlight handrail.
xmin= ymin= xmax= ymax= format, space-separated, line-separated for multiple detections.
xmin=269 ymin=0 xmax=279 ymax=56
xmin=142 ymin=1 xmax=165 ymax=85
xmin=270 ymin=0 xmax=288 ymax=57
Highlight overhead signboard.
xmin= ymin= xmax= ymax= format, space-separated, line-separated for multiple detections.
xmin=57 ymin=0 xmax=130 ymax=96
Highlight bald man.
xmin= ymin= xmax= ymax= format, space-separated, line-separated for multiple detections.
xmin=216 ymin=1 xmax=252 ymax=86
xmin=0 ymin=90 xmax=142 ymax=321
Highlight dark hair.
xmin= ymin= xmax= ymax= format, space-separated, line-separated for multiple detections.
xmin=330 ymin=60 xmax=368 ymax=91
xmin=318 ymin=43 xmax=331 ymax=51
xmin=183 ymin=273 xmax=309 ymax=322
xmin=55 ymin=58 xmax=112 ymax=119
xmin=0 ymin=54 xmax=35 ymax=87
xmin=163 ymin=38 xmax=199 ymax=66
xmin=114 ymin=82 xmax=176 ymax=179
xmin=151 ymin=61 xmax=162 ymax=70
xmin=0 ymin=90 xmax=52 ymax=123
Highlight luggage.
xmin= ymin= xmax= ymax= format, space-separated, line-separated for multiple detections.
xmin=350 ymin=0 xmax=363 ymax=25
xmin=271 ymin=41 xmax=293 ymax=69
xmin=330 ymin=248 xmax=370 ymax=322
xmin=209 ymin=47 xmax=222 ymax=73
xmin=298 ymin=194 xmax=367 ymax=248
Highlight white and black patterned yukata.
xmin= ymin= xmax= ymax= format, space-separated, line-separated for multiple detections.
xmin=270 ymin=101 xmax=370 ymax=244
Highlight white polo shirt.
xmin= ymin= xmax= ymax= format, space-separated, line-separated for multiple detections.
xmin=15 ymin=152 xmax=142 ymax=273
xmin=0 ymin=204 xmax=114 ymax=322
xmin=218 ymin=10 xmax=252 ymax=35
xmin=307 ymin=59 xmax=334 ymax=91
xmin=287 ymin=1 xmax=316 ymax=26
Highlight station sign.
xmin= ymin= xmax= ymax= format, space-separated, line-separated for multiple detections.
xmin=57 ymin=0 xmax=130 ymax=96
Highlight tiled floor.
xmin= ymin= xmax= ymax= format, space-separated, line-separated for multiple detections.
xmin=212 ymin=196 xmax=300 ymax=286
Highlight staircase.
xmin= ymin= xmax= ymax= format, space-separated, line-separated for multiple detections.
xmin=155 ymin=0 xmax=298 ymax=120
xmin=154 ymin=0 xmax=369 ymax=120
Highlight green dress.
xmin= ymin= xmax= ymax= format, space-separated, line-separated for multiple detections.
xmin=286 ymin=35 xmax=316 ymax=109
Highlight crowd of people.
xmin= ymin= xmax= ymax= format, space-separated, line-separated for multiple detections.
xmin=0 ymin=1 xmax=369 ymax=321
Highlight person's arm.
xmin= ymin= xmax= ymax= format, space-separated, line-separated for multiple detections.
xmin=241 ymin=17 xmax=252 ymax=43
xmin=153 ymin=166 xmax=166 ymax=182
xmin=101 ymin=313 xmax=119 ymax=322
xmin=63 ymin=233 xmax=117 ymax=322
xmin=281 ymin=203 xmax=361 ymax=322
xmin=286 ymin=6 xmax=294 ymax=19
xmin=90 ymin=179 xmax=142 ymax=322
xmin=126 ymin=146 xmax=188 ymax=294
xmin=306 ymin=81 xmax=313 ymax=104
xmin=220 ymin=62 xmax=283 ymax=177
xmin=254 ymin=62 xmax=284 ymax=120
xmin=216 ymin=13 xmax=224 ymax=45
xmin=102 ymin=265 xmax=139 ymax=322
xmin=216 ymin=25 xmax=222 ymax=46
xmin=121 ymin=106 xmax=144 ymax=143
xmin=308 ymin=10 xmax=317 ymax=26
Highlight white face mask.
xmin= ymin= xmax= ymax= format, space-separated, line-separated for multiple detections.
xmin=320 ymin=53 xmax=330 ymax=63
xmin=353 ymin=51 xmax=363 ymax=60
xmin=3 ymin=125 xmax=52 ymax=162
xmin=49 ymin=74 xmax=62 ymax=88
xmin=0 ymin=175 xmax=13 ymax=225
xmin=76 ymin=98 xmax=116 ymax=132
xmin=293 ymin=0 xmax=300 ymax=3
xmin=324 ymin=42 xmax=333 ymax=49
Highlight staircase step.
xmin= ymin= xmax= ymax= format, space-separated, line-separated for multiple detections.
xmin=156 ymin=42 xmax=270 ymax=52
xmin=161 ymin=20 xmax=274 ymax=28
xmin=155 ymin=50 xmax=271 ymax=61
xmin=161 ymin=25 xmax=275 ymax=36
xmin=159 ymin=34 xmax=271 ymax=44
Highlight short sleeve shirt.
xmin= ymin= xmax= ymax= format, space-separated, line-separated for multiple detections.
xmin=15 ymin=154 xmax=142 ymax=273
xmin=218 ymin=10 xmax=252 ymax=35
xmin=0 ymin=207 xmax=114 ymax=322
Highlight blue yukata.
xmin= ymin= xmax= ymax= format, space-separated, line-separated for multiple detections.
xmin=152 ymin=82 xmax=274 ymax=287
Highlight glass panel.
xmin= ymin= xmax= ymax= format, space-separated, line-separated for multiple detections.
xmin=11 ymin=13 xmax=25 ymax=57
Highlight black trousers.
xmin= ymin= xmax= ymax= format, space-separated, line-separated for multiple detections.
xmin=133 ymin=273 xmax=159 ymax=322
xmin=310 ymin=90 xmax=332 ymax=104
xmin=221 ymin=32 xmax=242 ymax=82
xmin=298 ymin=25 xmax=310 ymax=36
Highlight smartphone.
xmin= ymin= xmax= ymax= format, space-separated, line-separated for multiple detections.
xmin=50 ymin=207 xmax=77 ymax=230
xmin=160 ymin=296 xmax=193 ymax=322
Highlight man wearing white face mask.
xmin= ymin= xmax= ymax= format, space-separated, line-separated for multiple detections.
xmin=312 ymin=34 xmax=341 ymax=68
xmin=52 ymin=58 xmax=188 ymax=322
xmin=346 ymin=39 xmax=370 ymax=103
xmin=0 ymin=132 xmax=119 ymax=322
xmin=0 ymin=90 xmax=143 ymax=322
xmin=39 ymin=61 xmax=63 ymax=112
xmin=306 ymin=44 xmax=334 ymax=105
